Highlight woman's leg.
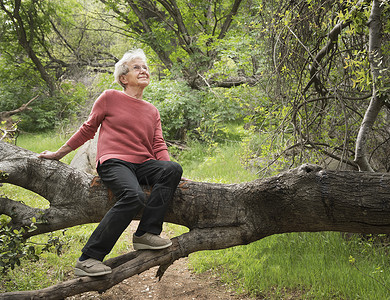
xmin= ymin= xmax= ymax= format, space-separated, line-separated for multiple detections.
xmin=135 ymin=160 xmax=183 ymax=235
xmin=81 ymin=159 xmax=144 ymax=261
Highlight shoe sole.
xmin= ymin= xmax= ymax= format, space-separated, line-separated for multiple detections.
xmin=133 ymin=240 xmax=172 ymax=250
xmin=74 ymin=267 xmax=112 ymax=277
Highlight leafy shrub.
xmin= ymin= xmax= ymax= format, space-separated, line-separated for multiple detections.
xmin=145 ymin=79 xmax=244 ymax=142
xmin=0 ymin=215 xmax=39 ymax=273
xmin=145 ymin=80 xmax=201 ymax=140
xmin=0 ymin=213 xmax=67 ymax=274
xmin=18 ymin=81 xmax=87 ymax=132
xmin=0 ymin=55 xmax=87 ymax=132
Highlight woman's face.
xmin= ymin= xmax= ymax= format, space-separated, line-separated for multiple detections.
xmin=120 ymin=58 xmax=150 ymax=89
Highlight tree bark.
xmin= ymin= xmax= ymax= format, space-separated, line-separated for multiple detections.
xmin=2 ymin=141 xmax=390 ymax=299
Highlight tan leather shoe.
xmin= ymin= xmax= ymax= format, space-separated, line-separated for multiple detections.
xmin=74 ymin=258 xmax=112 ymax=277
xmin=133 ymin=233 xmax=172 ymax=250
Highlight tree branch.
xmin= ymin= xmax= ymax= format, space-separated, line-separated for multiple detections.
xmin=0 ymin=95 xmax=39 ymax=121
xmin=3 ymin=142 xmax=390 ymax=298
xmin=218 ymin=0 xmax=243 ymax=40
xmin=303 ymin=0 xmax=365 ymax=95
xmin=354 ymin=0 xmax=386 ymax=171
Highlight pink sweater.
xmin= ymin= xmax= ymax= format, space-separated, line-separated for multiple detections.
xmin=66 ymin=89 xmax=170 ymax=164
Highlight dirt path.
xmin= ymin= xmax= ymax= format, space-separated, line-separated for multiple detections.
xmin=69 ymin=257 xmax=253 ymax=300
xmin=67 ymin=223 xmax=255 ymax=300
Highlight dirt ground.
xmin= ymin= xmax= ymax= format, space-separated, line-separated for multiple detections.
xmin=67 ymin=222 xmax=255 ymax=300
xmin=68 ymin=257 xmax=254 ymax=300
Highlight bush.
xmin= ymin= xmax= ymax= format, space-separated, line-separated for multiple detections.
xmin=145 ymin=79 xmax=244 ymax=142
xmin=18 ymin=81 xmax=87 ymax=132
xmin=0 ymin=54 xmax=87 ymax=132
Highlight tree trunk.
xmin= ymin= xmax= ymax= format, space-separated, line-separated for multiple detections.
xmin=0 ymin=0 xmax=57 ymax=95
xmin=354 ymin=0 xmax=387 ymax=171
xmin=2 ymin=141 xmax=390 ymax=299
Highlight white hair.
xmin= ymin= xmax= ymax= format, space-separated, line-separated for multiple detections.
xmin=114 ymin=49 xmax=147 ymax=88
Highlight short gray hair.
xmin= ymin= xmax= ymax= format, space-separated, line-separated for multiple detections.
xmin=114 ymin=49 xmax=147 ymax=88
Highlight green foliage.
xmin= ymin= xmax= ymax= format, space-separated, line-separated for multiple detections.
xmin=0 ymin=194 xmax=67 ymax=274
xmin=0 ymin=53 xmax=88 ymax=132
xmin=0 ymin=54 xmax=46 ymax=110
xmin=230 ymin=0 xmax=390 ymax=172
xmin=101 ymin=0 xmax=260 ymax=87
xmin=0 ymin=0 xmax=124 ymax=132
xmin=344 ymin=50 xmax=371 ymax=92
xmin=0 ymin=216 xmax=39 ymax=273
xmin=144 ymin=80 xmax=201 ymax=140
xmin=145 ymin=80 xmax=244 ymax=142
xmin=18 ymin=81 xmax=88 ymax=132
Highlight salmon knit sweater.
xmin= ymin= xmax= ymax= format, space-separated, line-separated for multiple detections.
xmin=66 ymin=89 xmax=169 ymax=164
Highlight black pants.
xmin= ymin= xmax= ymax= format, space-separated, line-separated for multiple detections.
xmin=82 ymin=158 xmax=183 ymax=261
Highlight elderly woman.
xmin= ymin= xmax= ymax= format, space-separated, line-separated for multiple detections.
xmin=39 ymin=49 xmax=183 ymax=277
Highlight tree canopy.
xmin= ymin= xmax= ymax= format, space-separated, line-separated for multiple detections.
xmin=1 ymin=0 xmax=389 ymax=168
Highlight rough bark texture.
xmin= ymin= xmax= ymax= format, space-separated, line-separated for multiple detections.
xmin=2 ymin=141 xmax=390 ymax=299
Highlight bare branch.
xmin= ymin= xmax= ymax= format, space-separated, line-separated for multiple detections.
xmin=0 ymin=95 xmax=39 ymax=120
xmin=303 ymin=0 xmax=365 ymax=95
xmin=354 ymin=0 xmax=386 ymax=171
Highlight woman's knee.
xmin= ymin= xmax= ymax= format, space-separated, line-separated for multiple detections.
xmin=164 ymin=161 xmax=183 ymax=179
xmin=171 ymin=161 xmax=183 ymax=175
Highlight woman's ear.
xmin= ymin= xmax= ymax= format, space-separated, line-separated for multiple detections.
xmin=119 ymin=75 xmax=128 ymax=86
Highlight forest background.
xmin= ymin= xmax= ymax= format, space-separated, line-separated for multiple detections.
xmin=1 ymin=0 xmax=390 ymax=298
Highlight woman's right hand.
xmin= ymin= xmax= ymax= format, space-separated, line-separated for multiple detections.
xmin=38 ymin=144 xmax=72 ymax=160
xmin=38 ymin=150 xmax=61 ymax=160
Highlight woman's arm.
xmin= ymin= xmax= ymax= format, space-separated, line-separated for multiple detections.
xmin=153 ymin=111 xmax=170 ymax=161
xmin=38 ymin=143 xmax=73 ymax=160
xmin=39 ymin=91 xmax=106 ymax=161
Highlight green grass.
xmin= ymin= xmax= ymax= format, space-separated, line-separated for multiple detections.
xmin=15 ymin=131 xmax=76 ymax=164
xmin=189 ymin=233 xmax=390 ymax=299
xmin=178 ymin=140 xmax=258 ymax=183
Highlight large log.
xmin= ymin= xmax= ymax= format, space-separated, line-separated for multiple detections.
xmin=1 ymin=141 xmax=390 ymax=299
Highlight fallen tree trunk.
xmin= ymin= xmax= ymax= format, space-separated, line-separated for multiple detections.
xmin=1 ymin=141 xmax=390 ymax=299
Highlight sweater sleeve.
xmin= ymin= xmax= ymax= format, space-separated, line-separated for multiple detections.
xmin=153 ymin=111 xmax=170 ymax=161
xmin=66 ymin=92 xmax=106 ymax=150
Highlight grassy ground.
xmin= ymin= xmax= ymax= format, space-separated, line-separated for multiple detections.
xmin=189 ymin=232 xmax=390 ymax=299
xmin=1 ymin=133 xmax=390 ymax=299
